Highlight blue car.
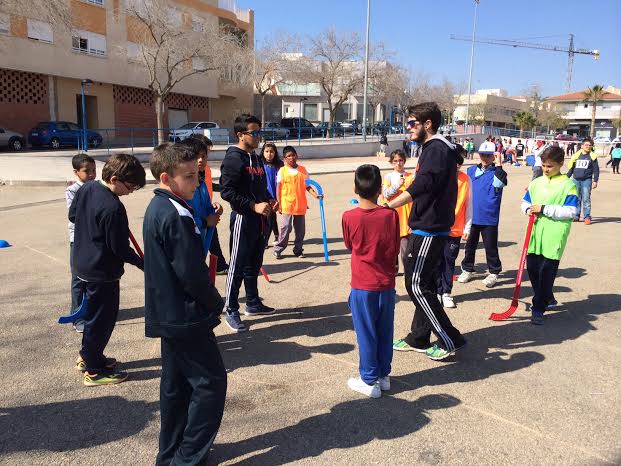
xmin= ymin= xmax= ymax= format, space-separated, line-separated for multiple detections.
xmin=28 ymin=121 xmax=103 ymax=149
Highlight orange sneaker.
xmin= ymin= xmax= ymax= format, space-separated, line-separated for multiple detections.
xmin=584 ymin=218 xmax=592 ymax=225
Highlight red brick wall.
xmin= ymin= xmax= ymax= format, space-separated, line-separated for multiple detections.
xmin=0 ymin=68 xmax=50 ymax=138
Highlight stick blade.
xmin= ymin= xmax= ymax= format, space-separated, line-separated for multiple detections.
xmin=58 ymin=294 xmax=87 ymax=324
xmin=489 ymin=301 xmax=519 ymax=321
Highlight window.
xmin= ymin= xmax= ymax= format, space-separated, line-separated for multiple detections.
xmin=303 ymin=103 xmax=318 ymax=121
xmin=127 ymin=42 xmax=142 ymax=61
xmin=198 ymin=123 xmax=216 ymax=129
xmin=0 ymin=13 xmax=9 ymax=35
xmin=56 ymin=123 xmax=70 ymax=131
xmin=27 ymin=19 xmax=53 ymax=43
xmin=68 ymin=123 xmax=81 ymax=131
xmin=85 ymin=0 xmax=104 ymax=5
xmin=72 ymin=30 xmax=107 ymax=56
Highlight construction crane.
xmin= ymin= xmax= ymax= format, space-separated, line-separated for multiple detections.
xmin=450 ymin=34 xmax=600 ymax=93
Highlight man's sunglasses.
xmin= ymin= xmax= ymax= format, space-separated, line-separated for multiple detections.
xmin=407 ymin=119 xmax=423 ymax=129
xmin=242 ymin=130 xmax=262 ymax=138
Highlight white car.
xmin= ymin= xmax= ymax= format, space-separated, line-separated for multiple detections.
xmin=593 ymin=136 xmax=611 ymax=144
xmin=169 ymin=121 xmax=220 ymax=142
xmin=612 ymin=137 xmax=621 ymax=144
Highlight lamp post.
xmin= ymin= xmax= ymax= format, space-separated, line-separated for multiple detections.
xmin=298 ymin=97 xmax=308 ymax=146
xmin=465 ymin=0 xmax=480 ymax=132
xmin=362 ymin=0 xmax=371 ymax=142
xmin=81 ymin=79 xmax=93 ymax=151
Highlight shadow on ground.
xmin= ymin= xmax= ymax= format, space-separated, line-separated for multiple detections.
xmin=212 ymin=394 xmax=460 ymax=465
xmin=0 ymin=397 xmax=158 ymax=455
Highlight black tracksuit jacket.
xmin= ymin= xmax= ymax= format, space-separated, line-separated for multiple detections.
xmin=143 ymin=189 xmax=223 ymax=339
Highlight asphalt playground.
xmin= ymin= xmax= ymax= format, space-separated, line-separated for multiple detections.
xmin=0 ymin=155 xmax=620 ymax=465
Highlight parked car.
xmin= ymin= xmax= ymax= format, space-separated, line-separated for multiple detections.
xmin=0 ymin=127 xmax=26 ymax=151
xmin=593 ymin=136 xmax=611 ymax=144
xmin=554 ymin=133 xmax=578 ymax=141
xmin=28 ymin=121 xmax=102 ymax=149
xmin=280 ymin=118 xmax=322 ymax=138
xmin=340 ymin=119 xmax=362 ymax=134
xmin=318 ymin=122 xmax=345 ymax=137
xmin=612 ymin=137 xmax=621 ymax=144
xmin=169 ymin=121 xmax=220 ymax=142
xmin=260 ymin=122 xmax=290 ymax=140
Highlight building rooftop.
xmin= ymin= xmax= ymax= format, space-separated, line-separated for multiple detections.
xmin=546 ymin=88 xmax=621 ymax=102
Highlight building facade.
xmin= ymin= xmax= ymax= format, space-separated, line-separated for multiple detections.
xmin=453 ymin=89 xmax=527 ymax=129
xmin=545 ymin=86 xmax=621 ymax=139
xmin=0 ymin=0 xmax=254 ymax=140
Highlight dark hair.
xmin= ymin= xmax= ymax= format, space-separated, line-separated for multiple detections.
xmin=101 ymin=153 xmax=146 ymax=187
xmin=234 ymin=113 xmax=261 ymax=135
xmin=389 ymin=149 xmax=406 ymax=162
xmin=582 ymin=137 xmax=594 ymax=146
xmin=178 ymin=137 xmax=208 ymax=155
xmin=261 ymin=142 xmax=283 ymax=167
xmin=72 ymin=153 xmax=95 ymax=170
xmin=188 ymin=133 xmax=213 ymax=148
xmin=150 ymin=143 xmax=197 ymax=180
xmin=616 ymin=143 xmax=621 ymax=149
xmin=407 ymin=102 xmax=442 ymax=132
xmin=282 ymin=145 xmax=297 ymax=157
xmin=540 ymin=146 xmax=565 ymax=164
xmin=454 ymin=144 xmax=466 ymax=164
xmin=354 ymin=164 xmax=382 ymax=200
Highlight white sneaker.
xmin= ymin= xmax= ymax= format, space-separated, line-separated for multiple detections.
xmin=379 ymin=376 xmax=390 ymax=391
xmin=436 ymin=294 xmax=442 ymax=303
xmin=457 ymin=270 xmax=474 ymax=283
xmin=347 ymin=377 xmax=381 ymax=398
xmin=442 ymin=294 xmax=456 ymax=308
xmin=482 ymin=273 xmax=498 ymax=288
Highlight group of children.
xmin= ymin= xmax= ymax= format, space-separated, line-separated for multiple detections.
xmin=342 ymin=101 xmax=579 ymax=398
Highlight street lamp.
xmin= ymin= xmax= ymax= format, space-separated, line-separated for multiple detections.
xmin=465 ymin=0 xmax=480 ymax=132
xmin=361 ymin=0 xmax=371 ymax=142
xmin=298 ymin=97 xmax=308 ymax=146
xmin=81 ymin=79 xmax=93 ymax=151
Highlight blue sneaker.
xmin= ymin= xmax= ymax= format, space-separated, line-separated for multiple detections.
xmin=531 ymin=314 xmax=544 ymax=325
xmin=225 ymin=311 xmax=247 ymax=332
xmin=244 ymin=304 xmax=275 ymax=316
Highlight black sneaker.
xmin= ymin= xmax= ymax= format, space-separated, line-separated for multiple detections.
xmin=245 ymin=304 xmax=276 ymax=316
xmin=216 ymin=267 xmax=229 ymax=276
xmin=225 ymin=311 xmax=248 ymax=332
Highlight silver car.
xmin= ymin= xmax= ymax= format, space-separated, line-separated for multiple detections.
xmin=0 ymin=127 xmax=25 ymax=151
xmin=261 ymin=122 xmax=290 ymax=140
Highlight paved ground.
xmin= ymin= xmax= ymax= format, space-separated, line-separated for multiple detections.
xmin=0 ymin=157 xmax=620 ymax=465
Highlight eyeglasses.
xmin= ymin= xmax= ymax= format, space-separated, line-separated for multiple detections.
xmin=407 ymin=119 xmax=423 ymax=129
xmin=121 ymin=181 xmax=139 ymax=193
xmin=242 ymin=130 xmax=262 ymax=138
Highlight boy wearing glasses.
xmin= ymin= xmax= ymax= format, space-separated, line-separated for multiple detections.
xmin=219 ymin=114 xmax=277 ymax=332
xmin=69 ymin=153 xmax=146 ymax=385
xmin=385 ymin=103 xmax=467 ymax=361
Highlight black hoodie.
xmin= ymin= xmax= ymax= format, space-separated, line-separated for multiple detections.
xmin=143 ymin=188 xmax=223 ymax=339
xmin=406 ymin=134 xmax=459 ymax=233
xmin=219 ymin=146 xmax=271 ymax=216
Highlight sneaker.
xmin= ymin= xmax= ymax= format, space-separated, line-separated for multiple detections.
xmin=272 ymin=240 xmax=279 ymax=247
xmin=426 ymin=340 xmax=467 ymax=361
xmin=73 ymin=319 xmax=85 ymax=333
xmin=347 ymin=377 xmax=381 ymax=398
xmin=482 ymin=273 xmax=498 ymax=288
xmin=225 ymin=311 xmax=248 ymax=332
xmin=457 ymin=270 xmax=474 ymax=283
xmin=216 ymin=267 xmax=228 ymax=276
xmin=531 ymin=314 xmax=544 ymax=325
xmin=393 ymin=339 xmax=428 ymax=353
xmin=273 ymin=251 xmax=283 ymax=260
xmin=83 ymin=371 xmax=128 ymax=387
xmin=379 ymin=376 xmax=390 ymax=391
xmin=442 ymin=294 xmax=456 ymax=308
xmin=584 ymin=217 xmax=592 ymax=225
xmin=546 ymin=299 xmax=560 ymax=310
xmin=76 ymin=356 xmax=117 ymax=372
xmin=294 ymin=252 xmax=305 ymax=259
xmin=436 ymin=294 xmax=442 ymax=303
xmin=244 ymin=304 xmax=276 ymax=316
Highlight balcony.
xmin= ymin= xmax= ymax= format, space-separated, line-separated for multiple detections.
xmin=218 ymin=0 xmax=251 ymax=23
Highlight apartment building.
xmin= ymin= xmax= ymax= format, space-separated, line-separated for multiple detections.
xmin=453 ymin=89 xmax=527 ymax=128
xmin=545 ymin=86 xmax=621 ymax=138
xmin=0 ymin=0 xmax=254 ymax=139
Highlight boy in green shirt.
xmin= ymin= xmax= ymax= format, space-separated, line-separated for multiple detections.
xmin=521 ymin=146 xmax=578 ymax=325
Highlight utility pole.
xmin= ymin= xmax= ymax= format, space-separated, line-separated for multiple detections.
xmin=362 ymin=0 xmax=371 ymax=142
xmin=465 ymin=0 xmax=480 ymax=132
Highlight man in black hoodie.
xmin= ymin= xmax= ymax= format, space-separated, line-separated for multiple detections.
xmin=143 ymin=143 xmax=226 ymax=465
xmin=219 ymin=114 xmax=277 ymax=332
xmin=386 ymin=102 xmax=466 ymax=361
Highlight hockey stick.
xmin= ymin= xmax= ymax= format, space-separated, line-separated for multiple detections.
xmin=129 ymin=230 xmax=144 ymax=259
xmin=305 ymin=179 xmax=329 ymax=262
xmin=260 ymin=267 xmax=271 ymax=283
xmin=489 ymin=214 xmax=536 ymax=321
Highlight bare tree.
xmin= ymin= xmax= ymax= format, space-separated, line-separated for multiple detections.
xmin=254 ymin=34 xmax=298 ymax=124
xmin=0 ymin=0 xmax=72 ymax=34
xmin=366 ymin=63 xmax=409 ymax=125
xmin=126 ymin=0 xmax=252 ymax=143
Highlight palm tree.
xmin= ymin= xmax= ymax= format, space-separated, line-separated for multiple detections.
xmin=582 ymin=85 xmax=606 ymax=138
xmin=513 ymin=111 xmax=537 ymax=138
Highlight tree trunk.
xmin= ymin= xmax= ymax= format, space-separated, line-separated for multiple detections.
xmin=155 ymin=94 xmax=166 ymax=145
xmin=590 ymin=103 xmax=597 ymax=138
xmin=261 ymin=93 xmax=266 ymax=126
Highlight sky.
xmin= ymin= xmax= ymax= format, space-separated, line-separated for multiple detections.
xmin=242 ymin=0 xmax=621 ymax=98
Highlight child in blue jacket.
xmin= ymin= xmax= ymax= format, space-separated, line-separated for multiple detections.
xmin=261 ymin=142 xmax=283 ymax=247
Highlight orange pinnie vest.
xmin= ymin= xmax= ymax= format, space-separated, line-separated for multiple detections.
xmin=450 ymin=170 xmax=471 ymax=237
xmin=279 ymin=165 xmax=308 ymax=215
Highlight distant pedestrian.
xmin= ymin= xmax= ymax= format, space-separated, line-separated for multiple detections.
xmin=611 ymin=143 xmax=621 ymax=174
xmin=379 ymin=131 xmax=388 ymax=155
xmin=567 ymin=141 xmax=576 ymax=156
xmin=566 ymin=137 xmax=599 ymax=224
